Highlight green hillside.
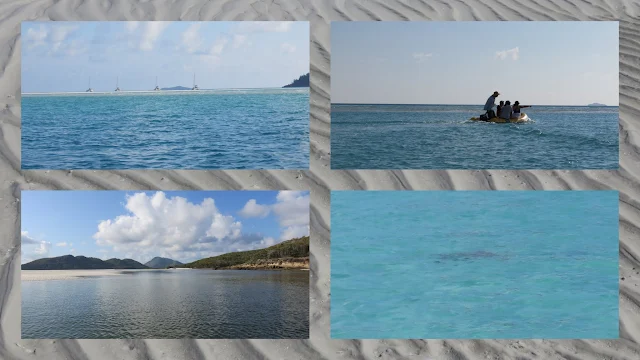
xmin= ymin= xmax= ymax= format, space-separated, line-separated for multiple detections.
xmin=185 ymin=236 xmax=309 ymax=269
xmin=22 ymin=255 xmax=149 ymax=270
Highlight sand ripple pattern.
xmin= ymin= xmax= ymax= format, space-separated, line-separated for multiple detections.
xmin=1 ymin=0 xmax=640 ymax=359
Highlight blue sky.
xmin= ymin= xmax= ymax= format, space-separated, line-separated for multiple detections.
xmin=21 ymin=190 xmax=310 ymax=264
xmin=22 ymin=21 xmax=309 ymax=92
xmin=331 ymin=22 xmax=619 ymax=106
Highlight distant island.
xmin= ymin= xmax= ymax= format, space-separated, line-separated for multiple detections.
xmin=22 ymin=255 xmax=149 ymax=270
xmin=283 ymin=73 xmax=309 ymax=88
xmin=588 ymin=103 xmax=607 ymax=106
xmin=161 ymin=86 xmax=191 ymax=91
xmin=22 ymin=236 xmax=309 ymax=271
xmin=145 ymin=257 xmax=183 ymax=269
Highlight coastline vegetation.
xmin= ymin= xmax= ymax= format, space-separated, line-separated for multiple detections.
xmin=22 ymin=236 xmax=310 ymax=271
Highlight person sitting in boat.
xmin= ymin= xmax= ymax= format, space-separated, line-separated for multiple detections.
xmin=500 ymin=100 xmax=513 ymax=120
xmin=512 ymin=101 xmax=530 ymax=118
xmin=496 ymin=101 xmax=505 ymax=119
xmin=483 ymin=91 xmax=500 ymax=118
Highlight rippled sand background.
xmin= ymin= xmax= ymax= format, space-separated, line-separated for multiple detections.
xmin=1 ymin=1 xmax=640 ymax=359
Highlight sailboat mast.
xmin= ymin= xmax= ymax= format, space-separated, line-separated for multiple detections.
xmin=156 ymin=76 xmax=158 ymax=87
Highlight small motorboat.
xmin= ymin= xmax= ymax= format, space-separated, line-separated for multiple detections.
xmin=469 ymin=113 xmax=531 ymax=123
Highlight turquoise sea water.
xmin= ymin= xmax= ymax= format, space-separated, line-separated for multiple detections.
xmin=331 ymin=104 xmax=618 ymax=169
xmin=331 ymin=191 xmax=619 ymax=339
xmin=22 ymin=88 xmax=309 ymax=169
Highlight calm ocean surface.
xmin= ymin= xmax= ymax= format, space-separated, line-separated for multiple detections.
xmin=331 ymin=104 xmax=618 ymax=169
xmin=22 ymin=270 xmax=309 ymax=339
xmin=22 ymin=88 xmax=309 ymax=169
xmin=331 ymin=191 xmax=619 ymax=339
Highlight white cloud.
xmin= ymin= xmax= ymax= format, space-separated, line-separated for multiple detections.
xmin=182 ymin=23 xmax=203 ymax=54
xmin=25 ymin=26 xmax=48 ymax=49
xmin=413 ymin=52 xmax=432 ymax=63
xmin=281 ymin=42 xmax=296 ymax=53
xmin=33 ymin=242 xmax=51 ymax=255
xmin=239 ymin=199 xmax=271 ymax=218
xmin=273 ymin=191 xmax=310 ymax=240
xmin=24 ymin=24 xmax=79 ymax=54
xmin=210 ymin=36 xmax=228 ymax=55
xmin=50 ymin=25 xmax=77 ymax=44
xmin=233 ymin=35 xmax=248 ymax=49
xmin=21 ymin=231 xmax=39 ymax=244
xmin=260 ymin=237 xmax=277 ymax=247
xmin=496 ymin=47 xmax=519 ymax=60
xmin=21 ymin=231 xmax=52 ymax=260
xmin=55 ymin=242 xmax=68 ymax=247
xmin=241 ymin=191 xmax=310 ymax=240
xmin=125 ymin=22 xmax=140 ymax=33
xmin=234 ymin=22 xmax=293 ymax=34
xmin=139 ymin=22 xmax=170 ymax=51
xmin=92 ymin=192 xmax=273 ymax=262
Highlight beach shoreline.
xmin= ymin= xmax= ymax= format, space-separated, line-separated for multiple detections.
xmin=21 ymin=269 xmax=129 ymax=281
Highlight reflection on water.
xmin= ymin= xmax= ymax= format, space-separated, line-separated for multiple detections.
xmin=22 ymin=270 xmax=309 ymax=339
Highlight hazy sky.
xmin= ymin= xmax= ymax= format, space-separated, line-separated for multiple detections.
xmin=21 ymin=191 xmax=310 ymax=264
xmin=22 ymin=21 xmax=309 ymax=92
xmin=331 ymin=22 xmax=619 ymax=106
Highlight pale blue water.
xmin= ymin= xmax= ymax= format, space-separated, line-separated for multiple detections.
xmin=331 ymin=191 xmax=619 ymax=339
xmin=22 ymin=269 xmax=309 ymax=339
xmin=22 ymin=88 xmax=309 ymax=169
xmin=331 ymin=104 xmax=618 ymax=169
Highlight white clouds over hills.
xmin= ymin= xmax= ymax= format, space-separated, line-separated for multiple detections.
xmin=92 ymin=191 xmax=309 ymax=262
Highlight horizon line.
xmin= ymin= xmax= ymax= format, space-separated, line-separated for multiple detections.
xmin=331 ymin=102 xmax=617 ymax=107
xmin=22 ymin=86 xmax=309 ymax=95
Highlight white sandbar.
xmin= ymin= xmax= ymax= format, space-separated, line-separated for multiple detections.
xmin=21 ymin=269 xmax=129 ymax=281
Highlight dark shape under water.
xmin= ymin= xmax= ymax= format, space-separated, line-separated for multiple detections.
xmin=435 ymin=250 xmax=507 ymax=262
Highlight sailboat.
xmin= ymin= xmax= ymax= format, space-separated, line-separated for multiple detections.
xmin=86 ymin=77 xmax=94 ymax=92
xmin=115 ymin=76 xmax=121 ymax=92
xmin=154 ymin=76 xmax=160 ymax=91
xmin=191 ymin=73 xmax=199 ymax=90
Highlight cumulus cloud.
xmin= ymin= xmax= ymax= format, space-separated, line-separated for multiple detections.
xmin=273 ymin=191 xmax=310 ymax=240
xmin=24 ymin=24 xmax=83 ymax=56
xmin=21 ymin=231 xmax=52 ymax=262
xmin=210 ymin=36 xmax=228 ymax=55
xmin=496 ymin=47 xmax=519 ymax=60
xmin=21 ymin=231 xmax=40 ymax=245
xmin=125 ymin=22 xmax=140 ymax=33
xmin=281 ymin=42 xmax=296 ymax=53
xmin=413 ymin=52 xmax=432 ymax=63
xmin=234 ymin=22 xmax=293 ymax=34
xmin=239 ymin=199 xmax=271 ymax=218
xmin=139 ymin=22 xmax=170 ymax=51
xmin=240 ymin=191 xmax=310 ymax=240
xmin=233 ymin=34 xmax=248 ymax=49
xmin=55 ymin=242 xmax=68 ymax=247
xmin=181 ymin=23 xmax=203 ymax=54
xmin=25 ymin=26 xmax=48 ymax=48
xmin=33 ymin=242 xmax=51 ymax=255
xmin=92 ymin=192 xmax=282 ymax=262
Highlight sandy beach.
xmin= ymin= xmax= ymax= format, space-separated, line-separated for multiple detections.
xmin=1 ymin=0 xmax=639 ymax=359
xmin=21 ymin=269 xmax=129 ymax=281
